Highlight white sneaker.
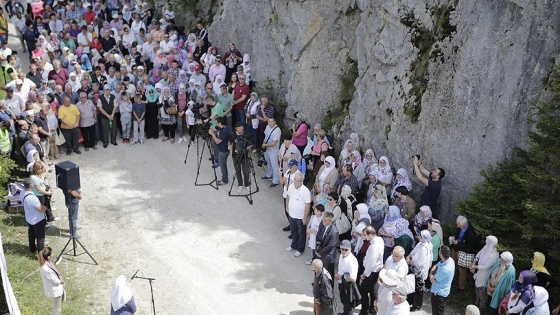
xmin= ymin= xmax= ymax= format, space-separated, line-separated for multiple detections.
xmin=237 ymin=186 xmax=243 ymax=193
xmin=139 ymin=140 xmax=144 ymax=144
xmin=305 ymin=260 xmax=312 ymax=265
xmin=45 ymin=222 xmax=53 ymax=228
xmin=245 ymin=186 xmax=250 ymax=192
xmin=294 ymin=251 xmax=302 ymax=257
xmin=178 ymin=138 xmax=184 ymax=144
xmin=183 ymin=136 xmax=188 ymax=142
xmin=285 ymin=246 xmax=293 ymax=252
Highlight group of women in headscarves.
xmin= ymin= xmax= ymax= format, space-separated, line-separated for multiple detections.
xmin=466 ymin=234 xmax=556 ymax=314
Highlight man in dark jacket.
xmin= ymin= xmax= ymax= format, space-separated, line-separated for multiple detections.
xmin=315 ymin=212 xmax=339 ymax=279
xmin=450 ymin=215 xmax=476 ymax=291
xmin=312 ymin=259 xmax=334 ymax=315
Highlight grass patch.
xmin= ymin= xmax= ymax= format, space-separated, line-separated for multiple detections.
xmin=0 ymin=211 xmax=95 ymax=314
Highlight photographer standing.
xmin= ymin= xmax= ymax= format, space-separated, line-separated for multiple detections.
xmin=261 ymin=118 xmax=281 ymax=188
xmin=202 ymin=95 xmax=224 ymax=167
xmin=412 ymin=156 xmax=445 ymax=219
xmin=209 ymin=117 xmax=231 ymax=186
xmin=230 ymin=122 xmax=253 ymax=193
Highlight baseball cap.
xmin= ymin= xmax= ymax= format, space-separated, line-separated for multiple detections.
xmin=340 ymin=239 xmax=351 ymax=250
xmin=103 ymin=85 xmax=111 ymax=90
xmin=287 ymin=159 xmax=298 ymax=167
xmin=194 ymin=64 xmax=201 ymax=71
xmin=15 ymin=79 xmax=23 ymax=85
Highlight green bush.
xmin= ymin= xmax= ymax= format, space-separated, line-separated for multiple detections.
xmin=458 ymin=67 xmax=560 ymax=283
xmin=0 ymin=154 xmax=16 ymax=198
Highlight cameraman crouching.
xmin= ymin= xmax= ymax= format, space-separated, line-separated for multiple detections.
xmin=209 ymin=117 xmax=231 ymax=186
xmin=230 ymin=122 xmax=253 ymax=193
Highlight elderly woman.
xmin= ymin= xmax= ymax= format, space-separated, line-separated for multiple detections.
xmin=367 ymin=183 xmax=388 ymax=232
xmin=505 ymin=271 xmax=537 ymax=314
xmin=407 ymin=230 xmax=433 ymax=311
xmin=524 ymin=286 xmax=549 ymax=315
xmin=471 ymin=235 xmax=499 ymax=309
xmin=110 ymin=275 xmax=137 ymax=314
xmin=338 ymin=139 xmax=354 ymax=167
xmin=485 ymin=251 xmax=516 ymax=313
xmin=413 ymin=205 xmax=432 ymax=235
xmin=391 ymin=168 xmax=413 ymax=202
xmin=451 ymin=215 xmax=477 ymax=291
xmin=350 ymin=151 xmax=365 ymax=182
xmin=362 ymin=149 xmax=378 ymax=176
xmin=314 ymin=155 xmax=338 ymax=198
xmin=374 ymin=156 xmax=393 ymax=196
xmin=379 ymin=206 xmax=403 ymax=260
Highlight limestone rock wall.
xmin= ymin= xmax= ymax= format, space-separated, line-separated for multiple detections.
xmin=172 ymin=0 xmax=560 ymax=221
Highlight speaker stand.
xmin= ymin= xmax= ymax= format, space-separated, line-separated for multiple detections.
xmin=55 ymin=195 xmax=98 ymax=265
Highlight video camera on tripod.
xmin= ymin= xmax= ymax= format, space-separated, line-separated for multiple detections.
xmin=191 ymin=102 xmax=211 ymax=138
xmin=233 ymin=134 xmax=250 ymax=156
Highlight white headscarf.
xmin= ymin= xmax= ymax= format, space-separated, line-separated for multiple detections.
xmin=212 ymin=74 xmax=224 ymax=95
xmin=111 ymin=275 xmax=133 ymax=311
xmin=477 ymin=236 xmax=498 ymax=266
xmin=500 ymin=251 xmax=514 ymax=266
xmin=377 ymin=156 xmax=391 ymax=174
xmin=532 ymin=286 xmax=549 ymax=307
xmin=319 ymin=156 xmax=336 ymax=182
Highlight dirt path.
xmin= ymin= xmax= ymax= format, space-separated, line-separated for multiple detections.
xmin=51 ymin=140 xmax=321 ymax=314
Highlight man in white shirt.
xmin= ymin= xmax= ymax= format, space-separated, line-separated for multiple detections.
xmin=159 ymin=34 xmax=174 ymax=54
xmin=208 ymin=55 xmax=226 ymax=83
xmin=48 ymin=13 xmax=63 ymax=35
xmin=77 ymin=25 xmax=92 ymax=54
xmin=0 ymin=41 xmax=12 ymax=67
xmin=359 ymin=226 xmax=385 ymax=315
xmin=284 ymin=172 xmax=311 ymax=257
xmin=387 ymin=288 xmax=411 ymax=315
xmin=385 ymin=246 xmax=409 ymax=278
xmin=337 ymin=239 xmax=359 ymax=315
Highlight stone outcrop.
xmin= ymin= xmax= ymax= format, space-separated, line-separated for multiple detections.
xmin=173 ymin=0 xmax=560 ymax=221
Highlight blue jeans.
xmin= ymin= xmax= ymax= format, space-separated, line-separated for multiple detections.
xmin=264 ymin=148 xmax=279 ymax=184
xmin=218 ymin=151 xmax=229 ymax=183
xmin=66 ymin=202 xmax=79 ymax=236
xmin=289 ymin=216 xmax=306 ymax=253
xmin=235 ymin=109 xmax=245 ymax=127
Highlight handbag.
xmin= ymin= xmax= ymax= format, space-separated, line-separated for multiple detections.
xmin=334 ymin=212 xmax=352 ymax=234
xmin=165 ymin=105 xmax=178 ymax=115
xmin=54 ymin=131 xmax=66 ymax=146
xmin=458 ymin=251 xmax=475 ymax=268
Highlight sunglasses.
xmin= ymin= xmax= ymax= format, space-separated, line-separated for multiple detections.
xmin=341 ymin=248 xmax=349 ymax=252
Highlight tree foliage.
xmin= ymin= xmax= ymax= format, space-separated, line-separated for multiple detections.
xmin=459 ymin=67 xmax=560 ymax=273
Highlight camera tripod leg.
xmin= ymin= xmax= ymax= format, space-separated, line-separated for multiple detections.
xmin=194 ymin=137 xmax=218 ymax=190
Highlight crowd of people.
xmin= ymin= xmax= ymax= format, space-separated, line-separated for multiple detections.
xmin=3 ymin=0 xmax=557 ymax=314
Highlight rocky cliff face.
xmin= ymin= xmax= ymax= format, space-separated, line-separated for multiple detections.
xmin=175 ymin=0 xmax=560 ymax=221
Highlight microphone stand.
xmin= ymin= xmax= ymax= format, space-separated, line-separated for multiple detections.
xmin=131 ymin=270 xmax=156 ymax=315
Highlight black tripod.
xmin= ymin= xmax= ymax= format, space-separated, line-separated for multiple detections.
xmin=131 ymin=270 xmax=156 ymax=315
xmin=228 ymin=151 xmax=259 ymax=204
xmin=184 ymin=126 xmax=218 ymax=190
xmin=56 ymin=192 xmax=98 ymax=264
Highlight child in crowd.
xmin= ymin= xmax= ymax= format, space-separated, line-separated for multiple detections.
xmin=119 ymin=93 xmax=132 ymax=144
xmin=186 ymin=100 xmax=196 ymax=144
xmin=131 ymin=93 xmax=146 ymax=144
xmin=306 ymin=204 xmax=325 ymax=265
